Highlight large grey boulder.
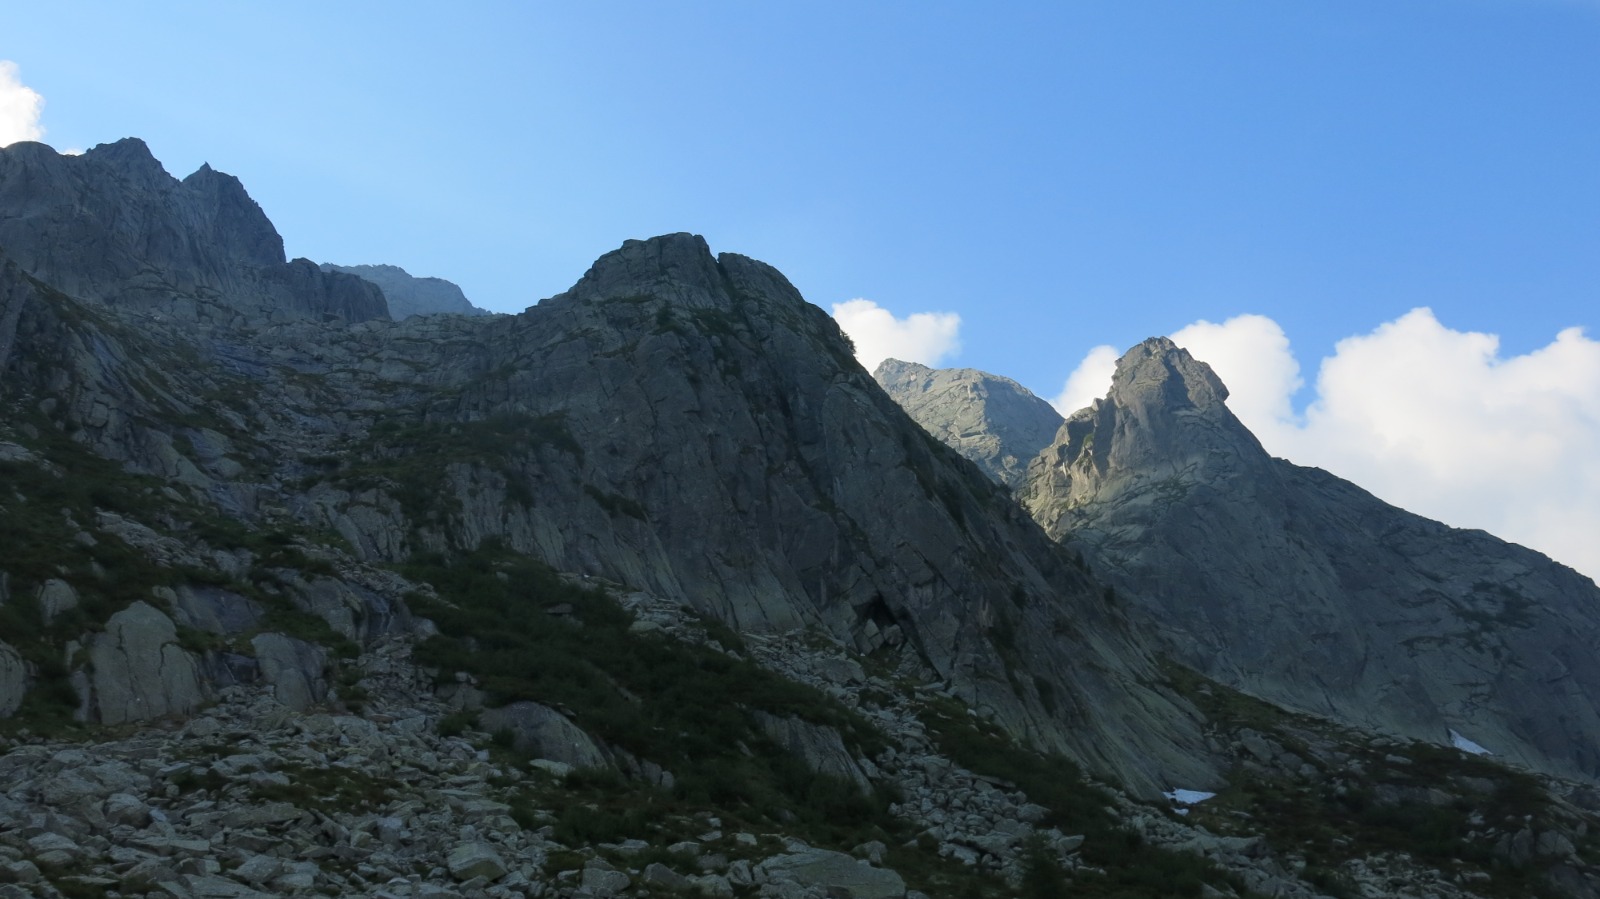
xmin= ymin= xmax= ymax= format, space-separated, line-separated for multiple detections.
xmin=85 ymin=601 xmax=209 ymax=724
xmin=446 ymin=843 xmax=507 ymax=882
xmin=477 ymin=701 xmax=609 ymax=770
xmin=320 ymin=263 xmax=489 ymax=319
xmin=1022 ymin=337 xmax=1600 ymax=782
xmin=759 ymin=848 xmax=906 ymax=899
xmin=875 ymin=358 xmax=1063 ymax=490
xmin=0 ymin=641 xmax=26 ymax=717
xmin=754 ymin=712 xmax=874 ymax=794
xmin=249 ymin=634 xmax=328 ymax=711
xmin=36 ymin=578 xmax=78 ymax=623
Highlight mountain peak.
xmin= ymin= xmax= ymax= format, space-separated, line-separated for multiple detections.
xmin=83 ymin=137 xmax=170 ymax=184
xmin=321 ymin=262 xmax=487 ymax=319
xmin=1109 ymin=336 xmax=1230 ymax=414
xmin=550 ymin=232 xmax=724 ymax=308
xmin=544 ymin=233 xmax=811 ymax=320
xmin=874 ymin=359 xmax=1065 ymax=490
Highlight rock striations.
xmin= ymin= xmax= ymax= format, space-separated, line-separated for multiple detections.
xmin=873 ymin=359 xmax=1063 ymax=490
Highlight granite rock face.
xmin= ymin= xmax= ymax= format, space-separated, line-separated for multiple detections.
xmin=369 ymin=232 xmax=1214 ymax=793
xmin=476 ymin=701 xmax=610 ymax=770
xmin=0 ymin=641 xmax=25 ymax=717
xmin=874 ymin=358 xmax=1064 ymax=490
xmin=83 ymin=601 xmax=210 ymax=725
xmin=250 ymin=634 xmax=329 ymax=712
xmin=1021 ymin=337 xmax=1600 ymax=782
xmin=321 ymin=263 xmax=489 ymax=319
xmin=0 ymin=139 xmax=387 ymax=323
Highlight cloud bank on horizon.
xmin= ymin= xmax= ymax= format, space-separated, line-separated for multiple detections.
xmin=1052 ymin=310 xmax=1600 ymax=583
xmin=831 ymin=299 xmax=961 ymax=372
xmin=0 ymin=61 xmax=45 ymax=148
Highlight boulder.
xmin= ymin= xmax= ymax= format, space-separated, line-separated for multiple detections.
xmin=250 ymin=633 xmax=328 ymax=711
xmin=754 ymin=711 xmax=873 ymax=793
xmin=759 ymin=848 xmax=907 ymax=899
xmin=581 ymin=860 xmax=631 ymax=896
xmin=446 ymin=843 xmax=507 ymax=882
xmin=36 ymin=578 xmax=78 ymax=623
xmin=86 ymin=601 xmax=208 ymax=724
xmin=477 ymin=701 xmax=609 ymax=770
xmin=0 ymin=640 xmax=26 ymax=717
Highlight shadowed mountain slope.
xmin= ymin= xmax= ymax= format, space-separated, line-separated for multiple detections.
xmin=0 ymin=138 xmax=386 ymax=324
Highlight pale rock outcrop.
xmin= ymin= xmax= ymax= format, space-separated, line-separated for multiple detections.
xmin=0 ymin=640 xmax=26 ymax=717
xmin=171 ymin=585 xmax=263 ymax=635
xmin=754 ymin=711 xmax=874 ymax=794
xmin=249 ymin=633 xmax=328 ymax=711
xmin=36 ymin=578 xmax=79 ymax=623
xmin=85 ymin=601 xmax=209 ymax=724
xmin=759 ymin=847 xmax=907 ymax=899
xmin=286 ymin=574 xmax=412 ymax=642
xmin=477 ymin=701 xmax=609 ymax=770
xmin=875 ymin=358 xmax=1063 ymax=490
xmin=320 ymin=263 xmax=489 ymax=319
xmin=446 ymin=842 xmax=507 ymax=882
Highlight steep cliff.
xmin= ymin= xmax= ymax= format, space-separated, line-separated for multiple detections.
xmin=874 ymin=358 xmax=1064 ymax=490
xmin=287 ymin=234 xmax=1214 ymax=793
xmin=1022 ymin=337 xmax=1600 ymax=783
xmin=0 ymin=139 xmax=387 ymax=323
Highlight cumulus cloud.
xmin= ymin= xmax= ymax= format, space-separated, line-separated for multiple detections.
xmin=1058 ymin=309 xmax=1600 ymax=582
xmin=1051 ymin=344 xmax=1119 ymax=415
xmin=1171 ymin=315 xmax=1303 ymax=428
xmin=832 ymin=299 xmax=961 ymax=371
xmin=0 ymin=61 xmax=45 ymax=148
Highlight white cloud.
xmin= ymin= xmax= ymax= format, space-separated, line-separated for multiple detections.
xmin=0 ymin=61 xmax=45 ymax=148
xmin=1051 ymin=344 xmax=1119 ymax=415
xmin=1170 ymin=314 xmax=1303 ymax=429
xmin=1054 ymin=309 xmax=1600 ymax=581
xmin=832 ymin=298 xmax=961 ymax=371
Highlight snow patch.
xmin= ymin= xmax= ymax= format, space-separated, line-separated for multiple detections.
xmin=1449 ymin=729 xmax=1491 ymax=756
xmin=1162 ymin=789 xmax=1217 ymax=805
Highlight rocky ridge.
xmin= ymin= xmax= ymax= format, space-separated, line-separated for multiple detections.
xmin=320 ymin=264 xmax=490 ymax=320
xmin=1020 ymin=337 xmax=1600 ymax=786
xmin=0 ymin=139 xmax=386 ymax=324
xmin=872 ymin=359 xmax=1063 ymax=490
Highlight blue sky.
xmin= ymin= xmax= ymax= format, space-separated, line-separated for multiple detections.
xmin=5 ymin=2 xmax=1599 ymax=578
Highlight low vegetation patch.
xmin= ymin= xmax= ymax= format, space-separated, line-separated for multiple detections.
xmin=918 ymin=696 xmax=1247 ymax=898
xmin=1166 ymin=662 xmax=1571 ymax=899
xmin=404 ymin=541 xmax=893 ymax=849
